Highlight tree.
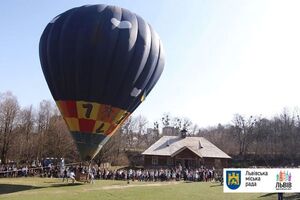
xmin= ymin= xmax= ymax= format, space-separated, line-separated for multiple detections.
xmin=95 ymin=129 xmax=129 ymax=166
xmin=232 ymin=114 xmax=256 ymax=157
xmin=152 ymin=121 xmax=160 ymax=139
xmin=161 ymin=113 xmax=171 ymax=127
xmin=172 ymin=117 xmax=181 ymax=130
xmin=170 ymin=116 xmax=193 ymax=135
xmin=251 ymin=117 xmax=271 ymax=156
xmin=181 ymin=118 xmax=193 ymax=134
xmin=44 ymin=115 xmax=77 ymax=159
xmin=0 ymin=91 xmax=20 ymax=163
xmin=121 ymin=116 xmax=136 ymax=149
xmin=17 ymin=105 xmax=35 ymax=161
xmin=36 ymin=100 xmax=54 ymax=159
xmin=190 ymin=124 xmax=199 ymax=135
xmin=277 ymin=109 xmax=297 ymax=162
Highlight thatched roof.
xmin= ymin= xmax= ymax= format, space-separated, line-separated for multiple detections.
xmin=142 ymin=136 xmax=231 ymax=159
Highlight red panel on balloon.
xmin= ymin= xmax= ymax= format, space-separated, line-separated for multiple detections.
xmin=79 ymin=119 xmax=96 ymax=133
xmin=61 ymin=101 xmax=78 ymax=118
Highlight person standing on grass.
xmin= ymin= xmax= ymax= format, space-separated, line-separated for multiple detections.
xmin=89 ymin=168 xmax=95 ymax=184
xmin=62 ymin=168 xmax=68 ymax=183
xmin=69 ymin=171 xmax=75 ymax=184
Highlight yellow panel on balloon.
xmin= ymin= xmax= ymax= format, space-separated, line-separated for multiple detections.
xmin=65 ymin=117 xmax=80 ymax=132
xmin=93 ymin=121 xmax=111 ymax=133
xmin=112 ymin=110 xmax=129 ymax=125
xmin=76 ymin=101 xmax=100 ymax=120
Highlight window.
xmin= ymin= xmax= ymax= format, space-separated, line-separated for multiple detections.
xmin=167 ymin=157 xmax=173 ymax=166
xmin=152 ymin=156 xmax=158 ymax=165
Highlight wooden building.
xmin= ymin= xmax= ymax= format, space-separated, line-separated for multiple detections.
xmin=142 ymin=135 xmax=231 ymax=169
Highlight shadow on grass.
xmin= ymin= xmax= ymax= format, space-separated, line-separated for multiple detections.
xmin=259 ymin=193 xmax=277 ymax=197
xmin=0 ymin=182 xmax=84 ymax=195
xmin=210 ymin=184 xmax=223 ymax=188
xmin=0 ymin=184 xmax=42 ymax=195
xmin=282 ymin=193 xmax=300 ymax=200
xmin=259 ymin=193 xmax=300 ymax=200
xmin=50 ymin=183 xmax=83 ymax=187
xmin=43 ymin=181 xmax=58 ymax=183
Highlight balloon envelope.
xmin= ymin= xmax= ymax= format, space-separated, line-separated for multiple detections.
xmin=39 ymin=4 xmax=165 ymax=161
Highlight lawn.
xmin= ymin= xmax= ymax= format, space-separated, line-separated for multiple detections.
xmin=0 ymin=178 xmax=296 ymax=200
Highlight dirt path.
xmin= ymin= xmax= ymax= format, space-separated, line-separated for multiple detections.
xmin=85 ymin=181 xmax=180 ymax=191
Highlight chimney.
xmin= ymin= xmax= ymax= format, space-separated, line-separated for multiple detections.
xmin=180 ymin=129 xmax=187 ymax=139
xmin=198 ymin=140 xmax=203 ymax=149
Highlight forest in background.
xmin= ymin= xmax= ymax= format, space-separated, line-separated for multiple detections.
xmin=1 ymin=91 xmax=300 ymax=167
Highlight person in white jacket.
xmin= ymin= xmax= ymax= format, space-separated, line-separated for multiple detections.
xmin=69 ymin=171 xmax=75 ymax=184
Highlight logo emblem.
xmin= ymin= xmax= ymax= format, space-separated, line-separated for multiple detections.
xmin=275 ymin=170 xmax=292 ymax=190
xmin=226 ymin=170 xmax=241 ymax=190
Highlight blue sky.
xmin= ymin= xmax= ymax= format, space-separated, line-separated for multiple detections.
xmin=1 ymin=0 xmax=300 ymax=128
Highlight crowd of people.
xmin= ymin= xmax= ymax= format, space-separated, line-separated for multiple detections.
xmin=0 ymin=163 xmax=61 ymax=178
xmin=0 ymin=162 xmax=220 ymax=183
xmin=85 ymin=167 xmax=217 ymax=182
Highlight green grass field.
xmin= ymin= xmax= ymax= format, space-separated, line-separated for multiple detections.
xmin=0 ymin=178 xmax=297 ymax=200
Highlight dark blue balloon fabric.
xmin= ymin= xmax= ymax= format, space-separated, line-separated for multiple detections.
xmin=39 ymin=5 xmax=164 ymax=160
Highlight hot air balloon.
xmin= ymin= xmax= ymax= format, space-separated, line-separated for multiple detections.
xmin=39 ymin=4 xmax=165 ymax=161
